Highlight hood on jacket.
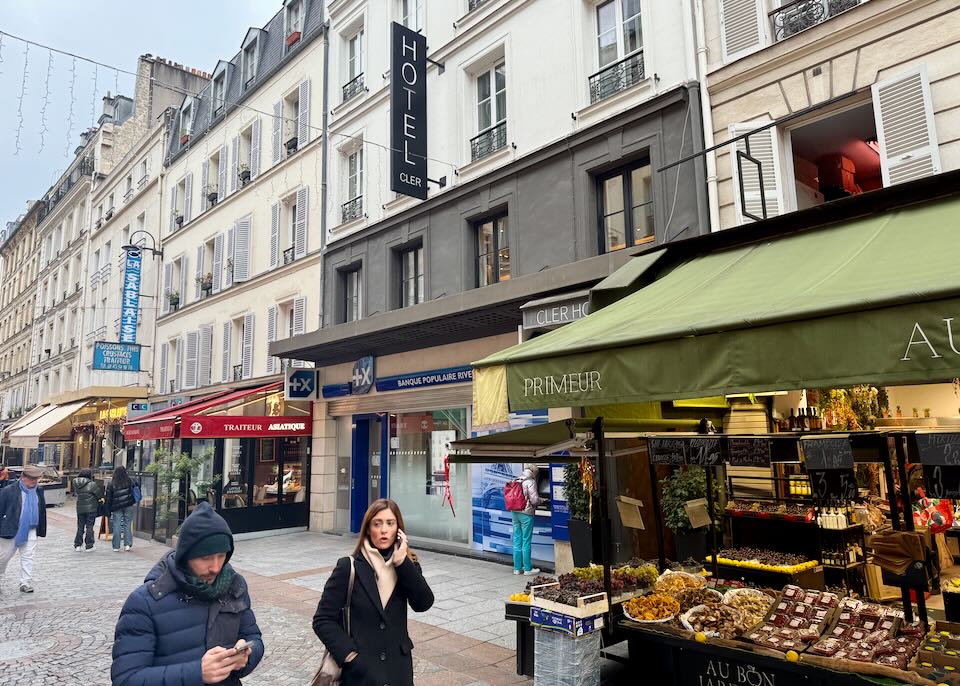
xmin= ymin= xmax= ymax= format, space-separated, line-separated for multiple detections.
xmin=73 ymin=476 xmax=93 ymax=489
xmin=175 ymin=501 xmax=235 ymax=569
xmin=522 ymin=465 xmax=539 ymax=480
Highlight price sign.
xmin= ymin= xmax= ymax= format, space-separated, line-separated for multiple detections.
xmin=727 ymin=438 xmax=772 ymax=467
xmin=916 ymin=433 xmax=960 ymax=499
xmin=688 ymin=437 xmax=722 ymax=466
xmin=649 ymin=438 xmax=687 ymax=465
xmin=808 ymin=469 xmax=858 ymax=502
xmin=802 ymin=437 xmax=854 ymax=470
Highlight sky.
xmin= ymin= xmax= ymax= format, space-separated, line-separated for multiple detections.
xmin=0 ymin=0 xmax=276 ymax=226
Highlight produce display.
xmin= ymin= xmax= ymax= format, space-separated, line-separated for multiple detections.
xmin=810 ymin=598 xmax=918 ymax=669
xmin=744 ymin=585 xmax=838 ymax=652
xmin=655 ymin=571 xmax=703 ymax=594
xmin=508 ymin=593 xmax=530 ymax=603
xmin=682 ymin=603 xmax=744 ymax=640
xmin=623 ymin=593 xmax=680 ymax=622
xmin=723 ymin=588 xmax=775 ymax=629
xmin=535 ymin=585 xmax=592 ymax=607
xmin=524 ymin=575 xmax=557 ymax=591
xmin=707 ymin=547 xmax=819 ymax=574
xmin=726 ymin=500 xmax=814 ymax=521
xmin=912 ymin=621 xmax=960 ymax=684
xmin=673 ymin=587 xmax=722 ymax=614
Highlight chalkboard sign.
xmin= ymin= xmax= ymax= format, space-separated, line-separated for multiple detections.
xmin=649 ymin=438 xmax=687 ymax=465
xmin=802 ymin=437 xmax=854 ymax=470
xmin=727 ymin=438 xmax=771 ymax=467
xmin=688 ymin=437 xmax=722 ymax=466
xmin=915 ymin=433 xmax=960 ymax=466
xmin=808 ymin=468 xmax=858 ymax=502
xmin=922 ymin=464 xmax=960 ymax=499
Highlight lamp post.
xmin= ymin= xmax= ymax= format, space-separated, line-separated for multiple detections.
xmin=122 ymin=230 xmax=163 ymax=259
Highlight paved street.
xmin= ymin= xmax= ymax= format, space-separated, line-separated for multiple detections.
xmin=0 ymin=502 xmax=529 ymax=685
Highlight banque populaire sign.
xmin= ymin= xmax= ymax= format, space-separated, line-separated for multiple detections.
xmin=389 ymin=21 xmax=427 ymax=200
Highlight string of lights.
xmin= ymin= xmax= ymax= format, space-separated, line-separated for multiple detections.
xmin=37 ymin=50 xmax=53 ymax=153
xmin=14 ymin=42 xmax=29 ymax=156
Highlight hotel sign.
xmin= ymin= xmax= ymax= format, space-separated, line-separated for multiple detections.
xmin=389 ymin=21 xmax=427 ymax=200
xmin=120 ymin=247 xmax=142 ymax=343
xmin=522 ymin=293 xmax=591 ymax=330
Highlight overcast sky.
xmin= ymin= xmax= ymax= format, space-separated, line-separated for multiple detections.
xmin=0 ymin=0 xmax=275 ymax=225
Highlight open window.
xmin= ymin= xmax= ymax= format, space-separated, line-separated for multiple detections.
xmin=285 ymin=0 xmax=304 ymax=49
xmin=242 ymin=29 xmax=263 ymax=89
xmin=283 ymin=88 xmax=300 ymax=157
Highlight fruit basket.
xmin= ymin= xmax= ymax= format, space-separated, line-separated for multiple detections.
xmin=680 ymin=603 xmax=744 ymax=639
xmin=622 ymin=593 xmax=680 ymax=624
xmin=655 ymin=570 xmax=704 ymax=594
xmin=722 ymin=587 xmax=776 ymax=630
xmin=530 ymin=582 xmax=609 ymax=619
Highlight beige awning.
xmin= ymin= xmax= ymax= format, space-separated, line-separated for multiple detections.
xmin=8 ymin=400 xmax=90 ymax=448
xmin=1 ymin=405 xmax=54 ymax=443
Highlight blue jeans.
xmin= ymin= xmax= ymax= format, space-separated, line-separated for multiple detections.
xmin=111 ymin=506 xmax=135 ymax=549
xmin=512 ymin=512 xmax=534 ymax=572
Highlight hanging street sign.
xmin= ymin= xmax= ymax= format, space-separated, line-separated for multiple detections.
xmin=389 ymin=21 xmax=427 ymax=200
xmin=120 ymin=247 xmax=143 ymax=344
xmin=92 ymin=341 xmax=141 ymax=372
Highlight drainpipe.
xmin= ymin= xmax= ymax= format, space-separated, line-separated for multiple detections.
xmin=692 ymin=0 xmax=721 ymax=233
xmin=319 ymin=19 xmax=330 ymax=328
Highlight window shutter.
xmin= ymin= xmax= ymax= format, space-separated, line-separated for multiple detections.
xmin=298 ymin=79 xmax=311 ymax=148
xmin=195 ymin=245 xmax=204 ymax=299
xmin=872 ymin=66 xmax=941 ymax=187
xmin=169 ymin=185 xmax=178 ymax=232
xmin=183 ymin=172 xmax=193 ymax=223
xmin=266 ymin=304 xmax=278 ymax=374
xmin=251 ymin=117 xmax=261 ymax=179
xmin=174 ymin=337 xmax=184 ymax=392
xmin=233 ymin=217 xmax=251 ymax=282
xmin=221 ymin=321 xmax=232 ymax=382
xmin=729 ymin=123 xmax=782 ymax=225
xmin=231 ymin=136 xmax=240 ymax=193
xmin=719 ymin=0 xmax=764 ymax=62
xmin=294 ymin=186 xmax=308 ymax=259
xmin=217 ymin=146 xmax=227 ymax=201
xmin=200 ymin=159 xmax=210 ymax=212
xmin=158 ymin=342 xmax=168 ymax=393
xmin=198 ymin=325 xmax=212 ymax=387
xmin=184 ymin=329 xmax=199 ymax=389
xmin=272 ymin=101 xmax=283 ymax=165
xmin=241 ymin=313 xmax=254 ymax=379
xmin=162 ymin=263 xmax=173 ymax=315
xmin=225 ymin=227 xmax=235 ymax=288
xmin=212 ymin=234 xmax=224 ymax=293
xmin=179 ymin=256 xmax=188 ymax=308
xmin=270 ymin=202 xmax=280 ymax=269
xmin=291 ymin=296 xmax=306 ymax=368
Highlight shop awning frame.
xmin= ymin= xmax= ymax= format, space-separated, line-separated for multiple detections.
xmin=1 ymin=405 xmax=54 ymax=444
xmin=8 ymin=400 xmax=91 ymax=448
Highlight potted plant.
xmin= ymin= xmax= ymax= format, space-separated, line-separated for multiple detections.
xmin=204 ymin=184 xmax=219 ymax=205
xmin=196 ymin=272 xmax=213 ymax=295
xmin=179 ymin=129 xmax=190 ymax=145
xmin=147 ymin=445 xmax=219 ymax=545
xmin=166 ymin=290 xmax=180 ymax=311
xmin=238 ymin=162 xmax=251 ymax=185
xmin=105 ymin=207 xmax=114 ymax=220
xmin=660 ymin=466 xmax=719 ymax=563
xmin=174 ymin=212 xmax=184 ymax=228
xmin=564 ymin=461 xmax=601 ymax=567
xmin=286 ymin=30 xmax=301 ymax=47
xmin=285 ymin=136 xmax=298 ymax=156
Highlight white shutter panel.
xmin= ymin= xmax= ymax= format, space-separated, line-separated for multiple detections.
xmin=241 ymin=313 xmax=254 ymax=379
xmin=231 ymin=136 xmax=240 ymax=193
xmin=298 ymin=79 xmax=311 ymax=149
xmin=270 ymin=202 xmax=280 ymax=269
xmin=719 ymin=0 xmax=764 ymax=62
xmin=294 ymin=186 xmax=308 ymax=259
xmin=291 ymin=296 xmax=306 ymax=368
xmin=162 ymin=263 xmax=173 ymax=314
xmin=872 ymin=66 xmax=941 ymax=187
xmin=217 ymin=146 xmax=227 ymax=201
xmin=212 ymin=234 xmax=224 ymax=293
xmin=158 ymin=342 xmax=168 ymax=393
xmin=183 ymin=172 xmax=193 ymax=223
xmin=184 ymin=329 xmax=199 ymax=389
xmin=225 ymin=227 xmax=235 ymax=288
xmin=266 ymin=304 xmax=278 ymax=374
xmin=200 ymin=159 xmax=210 ymax=212
xmin=233 ymin=217 xmax=251 ymax=282
xmin=251 ymin=118 xmax=261 ymax=179
xmin=272 ymin=100 xmax=283 ymax=165
xmin=729 ymin=123 xmax=782 ymax=225
xmin=195 ymin=245 xmax=204 ymax=299
xmin=174 ymin=337 xmax=184 ymax=392
xmin=169 ymin=185 xmax=178 ymax=232
xmin=179 ymin=256 xmax=188 ymax=308
xmin=221 ymin=321 xmax=232 ymax=382
xmin=199 ymin=325 xmax=213 ymax=387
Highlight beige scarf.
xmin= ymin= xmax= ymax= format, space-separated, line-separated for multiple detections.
xmin=361 ymin=540 xmax=398 ymax=609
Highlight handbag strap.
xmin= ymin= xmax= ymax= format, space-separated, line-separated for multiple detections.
xmin=343 ymin=557 xmax=356 ymax=636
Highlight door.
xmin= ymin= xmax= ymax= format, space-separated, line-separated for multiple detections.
xmin=350 ymin=414 xmax=388 ymax=533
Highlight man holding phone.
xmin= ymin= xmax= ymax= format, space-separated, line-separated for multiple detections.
xmin=111 ymin=502 xmax=263 ymax=685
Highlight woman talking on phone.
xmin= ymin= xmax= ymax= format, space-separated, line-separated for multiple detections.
xmin=313 ymin=499 xmax=434 ymax=686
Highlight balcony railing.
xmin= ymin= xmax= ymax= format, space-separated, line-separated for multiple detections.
xmin=468 ymin=0 xmax=488 ymax=11
xmin=342 ymin=73 xmax=365 ymax=103
xmin=589 ymin=51 xmax=645 ymax=104
xmin=769 ymin=0 xmax=861 ymax=42
xmin=233 ymin=364 xmax=243 ymax=381
xmin=470 ymin=121 xmax=508 ymax=162
xmin=123 ymin=188 xmax=134 ymax=203
xmin=341 ymin=196 xmax=364 ymax=224
xmin=283 ymin=247 xmax=295 ymax=265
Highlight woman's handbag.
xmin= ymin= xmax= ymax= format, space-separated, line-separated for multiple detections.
xmin=311 ymin=557 xmax=356 ymax=686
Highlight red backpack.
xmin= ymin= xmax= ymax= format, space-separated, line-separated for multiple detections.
xmin=504 ymin=479 xmax=528 ymax=512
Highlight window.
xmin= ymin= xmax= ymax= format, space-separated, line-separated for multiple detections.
xmin=342 ymin=268 xmax=361 ymax=323
xmin=213 ymin=73 xmax=226 ymax=116
xmin=598 ymin=161 xmax=653 ymax=252
xmin=343 ymin=29 xmax=365 ymax=102
xmin=180 ymin=100 xmax=194 ymax=139
xmin=400 ymin=0 xmax=422 ymax=30
xmin=124 ymin=175 xmax=133 ymax=202
xmin=590 ymin=0 xmax=645 ymax=103
xmin=472 ymin=63 xmax=507 ymax=161
xmin=285 ymin=0 xmax=303 ymax=47
xmin=283 ymin=90 xmax=301 ymax=154
xmin=400 ymin=244 xmax=424 ymax=307
xmin=139 ymin=158 xmax=148 ymax=184
xmin=342 ymin=148 xmax=364 ymax=223
xmin=243 ymin=41 xmax=259 ymax=86
xmin=476 ymin=214 xmax=509 ymax=286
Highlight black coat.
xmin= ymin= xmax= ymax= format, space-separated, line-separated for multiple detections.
xmin=73 ymin=476 xmax=104 ymax=515
xmin=106 ymin=479 xmax=138 ymax=512
xmin=0 ymin=479 xmax=47 ymax=539
xmin=313 ymin=552 xmax=434 ymax=686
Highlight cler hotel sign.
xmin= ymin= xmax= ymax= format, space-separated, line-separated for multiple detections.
xmin=390 ymin=21 xmax=427 ymax=200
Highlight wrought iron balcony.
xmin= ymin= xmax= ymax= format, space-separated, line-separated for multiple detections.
xmin=468 ymin=0 xmax=488 ymax=11
xmin=123 ymin=188 xmax=134 ymax=203
xmin=341 ymin=196 xmax=364 ymax=224
xmin=342 ymin=73 xmax=365 ymax=103
xmin=589 ymin=51 xmax=645 ymax=104
xmin=470 ymin=121 xmax=508 ymax=162
xmin=283 ymin=247 xmax=295 ymax=265
xmin=770 ymin=0 xmax=861 ymax=42
xmin=233 ymin=364 xmax=243 ymax=381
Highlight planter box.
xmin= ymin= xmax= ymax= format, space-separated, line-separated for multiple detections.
xmin=286 ymin=31 xmax=301 ymax=46
xmin=180 ymin=134 xmax=190 ymax=145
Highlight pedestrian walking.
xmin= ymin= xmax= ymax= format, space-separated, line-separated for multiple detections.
xmin=511 ymin=465 xmax=543 ymax=576
xmin=106 ymin=465 xmax=138 ymax=552
xmin=0 ymin=463 xmax=10 ymax=489
xmin=0 ymin=464 xmax=47 ymax=594
xmin=313 ymin=498 xmax=434 ymax=686
xmin=72 ymin=468 xmax=104 ymax=552
xmin=111 ymin=501 xmax=263 ymax=686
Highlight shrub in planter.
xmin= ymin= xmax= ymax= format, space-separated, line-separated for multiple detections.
xmin=660 ymin=466 xmax=719 ymax=562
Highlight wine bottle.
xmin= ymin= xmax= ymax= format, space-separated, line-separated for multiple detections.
xmin=789 ymin=408 xmax=796 ymax=431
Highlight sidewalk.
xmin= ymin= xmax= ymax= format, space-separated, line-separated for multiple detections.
xmin=0 ymin=499 xmax=529 ymax=686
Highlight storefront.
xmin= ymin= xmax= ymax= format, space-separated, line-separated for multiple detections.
xmin=124 ymin=382 xmax=311 ymax=536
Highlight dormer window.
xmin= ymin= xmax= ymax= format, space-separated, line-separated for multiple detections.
xmin=179 ymin=100 xmax=194 ymax=144
xmin=243 ymin=40 xmax=259 ymax=87
xmin=285 ymin=0 xmax=303 ymax=48
xmin=212 ymin=73 xmax=226 ymax=117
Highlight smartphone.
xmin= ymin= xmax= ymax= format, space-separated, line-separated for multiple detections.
xmin=234 ymin=640 xmax=253 ymax=653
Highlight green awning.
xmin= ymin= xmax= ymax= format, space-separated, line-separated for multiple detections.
xmin=589 ymin=247 xmax=667 ymax=311
xmin=474 ymin=196 xmax=960 ymax=411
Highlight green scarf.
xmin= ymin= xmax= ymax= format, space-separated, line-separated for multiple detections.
xmin=179 ymin=563 xmax=237 ymax=600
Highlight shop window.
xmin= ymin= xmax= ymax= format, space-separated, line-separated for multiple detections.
xmin=398 ymin=243 xmax=424 ymax=308
xmin=340 ymin=266 xmax=361 ymax=323
xmin=222 ymin=439 xmax=249 ymax=509
xmin=186 ymin=440 xmax=216 ymax=515
xmin=476 ymin=214 xmax=510 ymax=287
xmin=252 ymin=436 xmax=307 ymax=507
xmin=597 ymin=160 xmax=653 ymax=252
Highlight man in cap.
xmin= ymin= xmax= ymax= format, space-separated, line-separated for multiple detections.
xmin=0 ymin=464 xmax=47 ymax=594
xmin=111 ymin=501 xmax=263 ymax=685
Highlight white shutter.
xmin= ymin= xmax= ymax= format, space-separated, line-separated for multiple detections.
xmin=298 ymin=79 xmax=311 ymax=149
xmin=158 ymin=342 xmax=168 ymax=393
xmin=872 ymin=66 xmax=941 ymax=187
xmin=174 ymin=337 xmax=184 ymax=392
xmin=270 ymin=202 xmax=280 ymax=269
xmin=212 ymin=234 xmax=224 ymax=293
xmin=719 ymin=0 xmax=764 ymax=62
xmin=231 ymin=136 xmax=240 ymax=193
xmin=233 ymin=217 xmax=251 ymax=282
xmin=251 ymin=117 xmax=261 ymax=179
xmin=272 ymin=100 xmax=283 ymax=165
xmin=200 ymin=159 xmax=210 ymax=212
xmin=195 ymin=245 xmax=204 ymax=299
xmin=183 ymin=172 xmax=193 ymax=223
xmin=294 ymin=186 xmax=308 ymax=259
xmin=217 ymin=146 xmax=227 ymax=201
xmin=162 ymin=263 xmax=173 ymax=315
xmin=199 ymin=325 xmax=213 ymax=387
xmin=184 ymin=329 xmax=199 ymax=389
xmin=225 ymin=227 xmax=235 ymax=288
xmin=729 ymin=123 xmax=782 ymax=225
xmin=221 ymin=321 xmax=232 ymax=382
xmin=291 ymin=296 xmax=306 ymax=368
xmin=241 ymin=313 xmax=254 ymax=379
xmin=179 ymin=256 xmax=188 ymax=308
xmin=169 ymin=185 xmax=178 ymax=232
xmin=266 ymin=304 xmax=278 ymax=374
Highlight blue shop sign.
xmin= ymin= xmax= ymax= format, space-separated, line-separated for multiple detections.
xmin=322 ymin=382 xmax=352 ymax=398
xmin=120 ymin=248 xmax=142 ymax=344
xmin=93 ymin=341 xmax=141 ymax=372
xmin=375 ymin=365 xmax=473 ymax=393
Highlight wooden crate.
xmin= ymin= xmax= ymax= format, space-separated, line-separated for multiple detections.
xmin=530 ymin=583 xmax=609 ymax=619
xmin=865 ymin=562 xmax=901 ymax=602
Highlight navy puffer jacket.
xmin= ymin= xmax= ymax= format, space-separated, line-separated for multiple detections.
xmin=111 ymin=503 xmax=264 ymax=686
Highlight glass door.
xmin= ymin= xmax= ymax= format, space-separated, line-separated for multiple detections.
xmin=336 ymin=416 xmax=352 ymax=531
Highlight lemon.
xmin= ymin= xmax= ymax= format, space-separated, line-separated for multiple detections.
xmin=785 ymin=650 xmax=799 ymax=662
xmin=695 ymin=632 xmax=707 ymax=643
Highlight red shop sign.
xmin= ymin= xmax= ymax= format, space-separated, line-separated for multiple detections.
xmin=123 ymin=420 xmax=176 ymax=440
xmin=181 ymin=415 xmax=311 ymax=438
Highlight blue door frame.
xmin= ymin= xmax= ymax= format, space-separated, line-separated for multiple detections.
xmin=349 ymin=413 xmax=389 ymax=533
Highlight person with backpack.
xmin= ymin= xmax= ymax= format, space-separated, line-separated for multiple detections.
xmin=505 ymin=465 xmax=544 ymax=576
xmin=106 ymin=466 xmax=140 ymax=552
xmin=72 ymin=468 xmax=104 ymax=552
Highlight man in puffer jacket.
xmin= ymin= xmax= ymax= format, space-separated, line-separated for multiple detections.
xmin=72 ymin=469 xmax=104 ymax=552
xmin=111 ymin=502 xmax=264 ymax=685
